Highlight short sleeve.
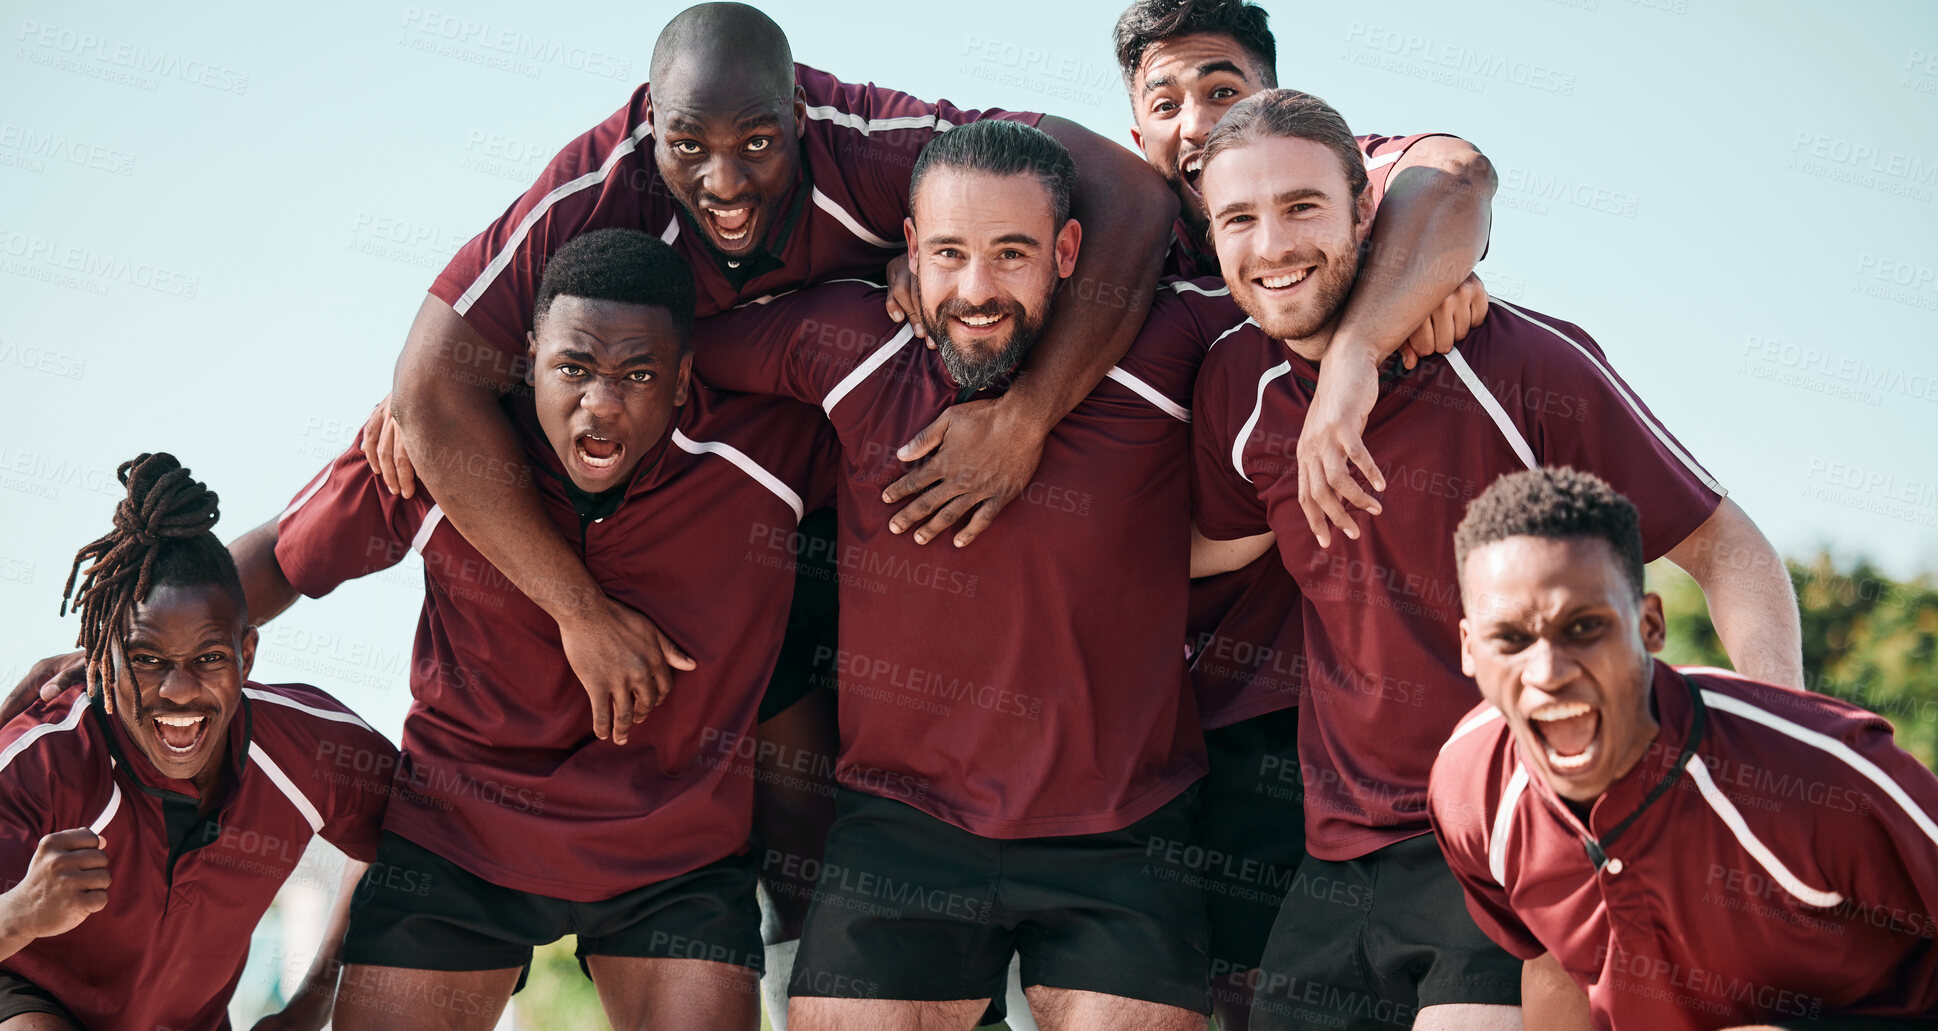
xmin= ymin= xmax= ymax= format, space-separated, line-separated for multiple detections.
xmin=428 ymin=87 xmax=652 ymax=359
xmin=274 ymin=444 xmax=427 ymax=599
xmin=1356 ymin=132 xmax=1488 ymax=259
xmin=1515 ymin=310 xmax=1725 ymax=559
xmin=1427 ymin=754 xmax=1548 ymax=961
xmin=805 ymin=66 xmax=1042 ymax=250
xmin=1190 ymin=348 xmax=1272 ymax=540
xmin=691 ymin=281 xmax=901 ymax=405
xmin=264 ymin=684 xmax=399 ymax=863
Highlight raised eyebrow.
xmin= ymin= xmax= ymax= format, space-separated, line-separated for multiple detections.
xmin=1211 ymin=198 xmax=1254 ymax=221
xmin=1196 ymin=59 xmax=1250 ymax=81
xmin=992 ymin=233 xmax=1041 ymax=248
xmin=1141 ymin=73 xmax=1176 ymax=95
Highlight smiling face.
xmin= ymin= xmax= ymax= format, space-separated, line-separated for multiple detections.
xmin=1128 ymin=32 xmax=1268 ymax=232
xmin=1202 ymin=133 xmax=1372 ymax=354
xmin=528 ymin=296 xmax=692 ymax=493
xmin=904 ymin=168 xmax=1079 ymax=392
xmin=648 ymin=59 xmax=804 ymax=259
xmin=113 ymin=581 xmax=255 ymax=796
xmin=1459 ymin=535 xmax=1666 ymax=804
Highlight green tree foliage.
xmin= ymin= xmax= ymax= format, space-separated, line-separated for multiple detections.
xmin=1649 ymin=553 xmax=1938 ymax=767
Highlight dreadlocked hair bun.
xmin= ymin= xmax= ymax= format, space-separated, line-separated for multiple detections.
xmin=59 ymin=453 xmax=241 ymax=701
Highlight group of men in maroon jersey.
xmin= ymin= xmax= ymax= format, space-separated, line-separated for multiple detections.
xmin=3 ymin=2 xmax=1935 ymax=1030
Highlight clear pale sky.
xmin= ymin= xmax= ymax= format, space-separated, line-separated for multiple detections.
xmin=3 ymin=0 xmax=1935 ymax=740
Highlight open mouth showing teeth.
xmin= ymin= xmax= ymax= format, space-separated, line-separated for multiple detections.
xmin=955 ymin=313 xmax=1004 ymax=329
xmin=153 ymin=714 xmax=209 ymax=756
xmin=1528 ymin=700 xmax=1600 ymax=773
xmin=1257 ymin=268 xmax=1311 ymax=291
xmin=1181 ymin=153 xmax=1204 ymax=190
xmin=704 ymin=204 xmax=754 ymax=243
xmin=575 ymin=432 xmax=624 ymax=470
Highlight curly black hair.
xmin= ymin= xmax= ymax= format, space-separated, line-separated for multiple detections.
xmin=1455 ymin=467 xmax=1646 ymax=600
xmin=534 ymin=228 xmax=698 ymax=349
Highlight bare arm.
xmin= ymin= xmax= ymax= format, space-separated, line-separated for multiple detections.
xmin=1663 ymin=498 xmax=1804 ymax=689
xmin=882 ymin=117 xmax=1176 ymax=547
xmin=1298 ymin=137 xmax=1498 ymax=547
xmin=389 ymin=295 xmax=692 ymax=745
xmin=230 ymin=519 xmax=300 ymax=625
xmin=1191 ymin=526 xmax=1276 ymax=579
xmin=1522 ymin=953 xmax=1594 ymax=1031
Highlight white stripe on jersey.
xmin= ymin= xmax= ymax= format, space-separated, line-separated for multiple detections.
xmin=1444 ymin=348 xmax=1538 ymax=471
xmin=452 ymin=120 xmax=655 ymax=316
xmin=88 ymin=780 xmax=121 ymax=835
xmin=1235 ymin=362 xmax=1292 ymax=484
xmin=1105 ymin=367 xmax=1190 ymax=423
xmin=245 ymin=687 xmax=376 ymax=733
xmin=1442 ymin=706 xmax=1504 ymax=753
xmin=280 ymin=463 xmax=333 ymax=522
xmin=1491 ymin=300 xmax=1724 ymax=495
xmin=823 ymin=323 xmax=918 ymax=415
xmin=811 ymin=187 xmax=899 ymax=250
xmin=673 ymin=430 xmax=805 ymax=523
xmin=0 ymin=695 xmax=89 ymax=773
xmin=802 ymin=107 xmax=955 ymax=136
xmin=1166 ymin=280 xmax=1230 ymax=297
xmin=411 ymin=505 xmax=446 ymax=554
xmin=249 ymin=742 xmax=325 ymax=834
xmin=1489 ymin=763 xmax=1530 ymax=886
xmin=1684 ymin=754 xmax=1843 ymax=907
xmin=1701 ymin=688 xmax=1938 ymax=852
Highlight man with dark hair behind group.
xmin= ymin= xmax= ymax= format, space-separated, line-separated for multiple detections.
xmin=239 ymin=229 xmax=836 ymax=1030
xmin=1189 ymin=89 xmax=1804 ymax=1029
xmin=1435 ymin=467 xmax=1938 ymax=1030
xmin=689 ymin=117 xmax=1244 ymax=1031
xmin=1108 ymin=3 xmax=1497 ymax=1024
xmin=0 ymin=453 xmax=395 ymax=1031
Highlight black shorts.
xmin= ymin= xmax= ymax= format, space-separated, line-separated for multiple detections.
xmin=0 ymin=970 xmax=80 ymax=1027
xmin=791 ymin=785 xmax=1210 ymax=1014
xmin=1193 ymin=706 xmax=1304 ymax=980
xmin=1250 ymin=833 xmax=1521 ymax=1030
xmin=341 ymin=832 xmax=764 ymax=985
xmin=759 ymin=507 xmax=838 ymax=723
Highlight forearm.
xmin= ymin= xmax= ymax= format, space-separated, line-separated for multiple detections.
xmin=389 ymin=296 xmax=602 ymax=623
xmin=1008 ymin=116 xmax=1175 ymax=428
xmin=230 ymin=520 xmax=300 ymax=625
xmin=1332 ymin=140 xmax=1495 ymax=362
xmin=1668 ymin=500 xmax=1804 ymax=688
xmin=0 ymin=893 xmax=41 ymax=963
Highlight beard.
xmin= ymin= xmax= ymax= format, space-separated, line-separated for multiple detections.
xmin=1233 ymin=239 xmax=1360 ymax=345
xmin=916 ymin=280 xmax=1054 ymax=393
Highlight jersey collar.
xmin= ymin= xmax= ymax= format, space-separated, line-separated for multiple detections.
xmin=91 ymin=688 xmax=255 ymax=808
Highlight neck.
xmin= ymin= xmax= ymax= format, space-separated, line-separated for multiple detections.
xmin=1278 ymin=313 xmax=1343 ymax=364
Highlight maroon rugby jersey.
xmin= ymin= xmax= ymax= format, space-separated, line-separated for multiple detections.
xmin=1192 ymin=299 xmax=1724 ymax=860
xmin=1163 ymin=132 xmax=1454 ymax=279
xmin=275 ymin=389 xmax=834 ymax=900
xmin=431 ymin=65 xmax=1040 ymax=354
xmin=0 ymin=683 xmax=392 ymax=1031
xmin=691 ymin=280 xmax=1241 ymax=837
xmin=1431 ymin=665 xmax=1938 ymax=1029
xmin=1178 ymin=132 xmax=1457 ymax=727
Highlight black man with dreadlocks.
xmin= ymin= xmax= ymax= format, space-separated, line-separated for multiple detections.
xmin=0 ymin=453 xmax=395 ymax=1031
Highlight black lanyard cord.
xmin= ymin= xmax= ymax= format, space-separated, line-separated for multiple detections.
xmin=1583 ymin=684 xmax=1708 ymax=871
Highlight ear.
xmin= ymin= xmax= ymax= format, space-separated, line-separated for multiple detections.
xmin=1054 ymin=218 xmax=1082 ymax=279
xmin=525 ymin=331 xmax=539 ymax=389
xmin=1458 ymin=617 xmax=1477 ymax=678
xmin=903 ymin=216 xmax=919 ymax=276
xmin=239 ymin=624 xmax=260 ymax=681
xmin=1352 ymin=187 xmax=1377 ymax=247
xmin=644 ymin=93 xmax=656 ymax=135
xmin=673 ymin=351 xmax=693 ymax=407
xmin=1129 ymin=124 xmax=1144 ymax=154
xmin=1639 ymin=592 xmax=1667 ymax=654
xmin=793 ymin=84 xmax=808 ymax=139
